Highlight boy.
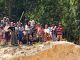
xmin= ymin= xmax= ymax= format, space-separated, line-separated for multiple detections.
xmin=56 ymin=22 xmax=64 ymax=41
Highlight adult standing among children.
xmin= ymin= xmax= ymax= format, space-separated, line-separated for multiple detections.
xmin=8 ymin=22 xmax=17 ymax=46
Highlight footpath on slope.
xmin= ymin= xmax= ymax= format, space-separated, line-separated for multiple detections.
xmin=0 ymin=41 xmax=80 ymax=60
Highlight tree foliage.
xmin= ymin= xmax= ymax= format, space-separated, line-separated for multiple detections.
xmin=0 ymin=0 xmax=80 ymax=44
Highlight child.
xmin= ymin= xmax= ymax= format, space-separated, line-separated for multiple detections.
xmin=0 ymin=27 xmax=3 ymax=45
xmin=28 ymin=34 xmax=33 ymax=45
xmin=4 ymin=23 xmax=11 ymax=45
xmin=8 ymin=25 xmax=17 ymax=46
xmin=44 ymin=24 xmax=51 ymax=41
xmin=56 ymin=22 xmax=64 ymax=41
xmin=38 ymin=25 xmax=44 ymax=43
xmin=33 ymin=33 xmax=37 ymax=43
xmin=22 ymin=30 xmax=27 ymax=44
xmin=51 ymin=24 xmax=57 ymax=41
xmin=17 ymin=30 xmax=23 ymax=48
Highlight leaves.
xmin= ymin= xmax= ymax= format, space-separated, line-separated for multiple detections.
xmin=0 ymin=0 xmax=79 ymax=43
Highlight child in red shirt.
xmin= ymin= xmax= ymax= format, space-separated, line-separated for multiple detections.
xmin=56 ymin=22 xmax=64 ymax=41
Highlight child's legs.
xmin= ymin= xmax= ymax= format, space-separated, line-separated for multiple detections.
xmin=57 ymin=35 xmax=62 ymax=41
xmin=60 ymin=35 xmax=62 ymax=41
xmin=52 ymin=34 xmax=56 ymax=41
xmin=57 ymin=35 xmax=60 ymax=41
xmin=28 ymin=40 xmax=32 ymax=45
xmin=18 ymin=40 xmax=22 ymax=48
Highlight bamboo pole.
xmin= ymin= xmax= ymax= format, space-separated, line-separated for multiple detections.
xmin=19 ymin=11 xmax=24 ymax=22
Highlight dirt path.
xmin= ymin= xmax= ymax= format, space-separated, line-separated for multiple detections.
xmin=0 ymin=41 xmax=80 ymax=60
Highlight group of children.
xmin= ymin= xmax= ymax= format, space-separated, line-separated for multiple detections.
xmin=0 ymin=17 xmax=64 ymax=47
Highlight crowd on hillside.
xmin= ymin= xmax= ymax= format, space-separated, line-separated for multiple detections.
xmin=0 ymin=17 xmax=64 ymax=47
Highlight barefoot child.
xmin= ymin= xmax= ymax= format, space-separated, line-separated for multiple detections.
xmin=56 ymin=22 xmax=64 ymax=41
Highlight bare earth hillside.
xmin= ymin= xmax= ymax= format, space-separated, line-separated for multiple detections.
xmin=0 ymin=41 xmax=80 ymax=60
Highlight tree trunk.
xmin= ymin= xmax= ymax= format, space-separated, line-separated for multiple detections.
xmin=4 ymin=0 xmax=12 ymax=18
xmin=4 ymin=0 xmax=7 ymax=16
xmin=8 ymin=0 xmax=11 ymax=18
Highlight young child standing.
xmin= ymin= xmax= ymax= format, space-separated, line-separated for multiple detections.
xmin=44 ymin=24 xmax=51 ymax=41
xmin=4 ymin=22 xmax=11 ymax=46
xmin=56 ymin=22 xmax=64 ymax=41
xmin=28 ymin=34 xmax=33 ymax=45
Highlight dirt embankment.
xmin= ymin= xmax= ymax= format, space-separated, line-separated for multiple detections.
xmin=0 ymin=41 xmax=80 ymax=60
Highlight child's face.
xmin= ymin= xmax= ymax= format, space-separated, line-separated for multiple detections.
xmin=59 ymin=24 xmax=61 ymax=27
xmin=45 ymin=25 xmax=48 ymax=28
xmin=29 ymin=35 xmax=32 ymax=38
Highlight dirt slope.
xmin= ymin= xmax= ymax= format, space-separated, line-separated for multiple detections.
xmin=0 ymin=41 xmax=80 ymax=60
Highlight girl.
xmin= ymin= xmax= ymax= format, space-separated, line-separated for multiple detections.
xmin=4 ymin=22 xmax=11 ymax=45
xmin=44 ymin=24 xmax=51 ymax=41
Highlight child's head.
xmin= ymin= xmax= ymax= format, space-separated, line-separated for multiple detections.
xmin=33 ymin=33 xmax=36 ymax=37
xmin=29 ymin=34 xmax=32 ymax=39
xmin=45 ymin=24 xmax=48 ymax=29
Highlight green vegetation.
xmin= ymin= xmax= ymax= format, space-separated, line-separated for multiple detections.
xmin=0 ymin=0 xmax=80 ymax=44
